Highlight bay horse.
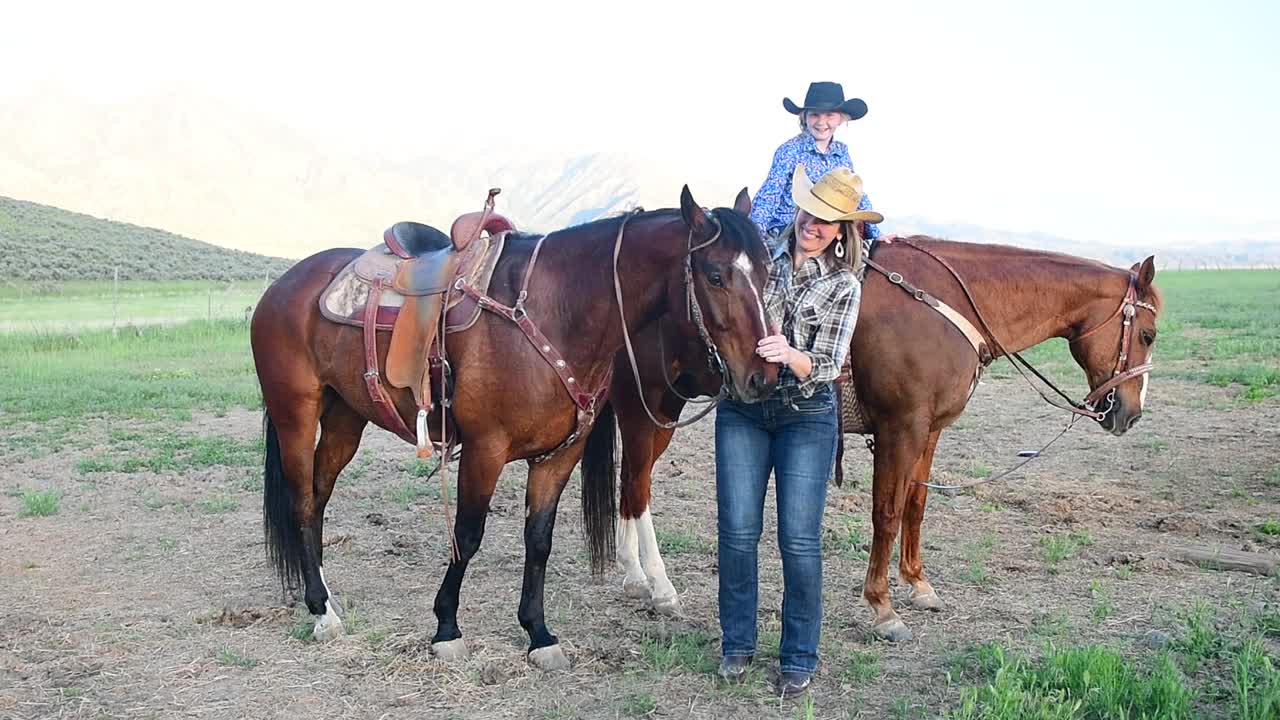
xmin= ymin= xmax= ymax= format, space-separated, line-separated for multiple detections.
xmin=249 ymin=187 xmax=777 ymax=669
xmin=585 ymin=237 xmax=1163 ymax=641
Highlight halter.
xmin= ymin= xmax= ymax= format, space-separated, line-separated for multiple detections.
xmin=613 ymin=209 xmax=734 ymax=430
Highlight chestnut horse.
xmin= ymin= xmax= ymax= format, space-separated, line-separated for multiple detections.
xmin=585 ymin=237 xmax=1162 ymax=641
xmin=250 ymin=188 xmax=777 ymax=669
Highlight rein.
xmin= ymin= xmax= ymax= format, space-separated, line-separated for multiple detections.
xmin=866 ymin=237 xmax=1157 ymax=491
xmin=613 ymin=211 xmax=730 ymax=430
xmin=887 ymin=238 xmax=1155 ymax=423
xmin=656 ymin=316 xmax=724 ymax=403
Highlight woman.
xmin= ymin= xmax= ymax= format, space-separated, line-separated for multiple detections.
xmin=717 ymin=165 xmax=883 ymax=697
xmin=749 ymin=81 xmax=880 ymax=251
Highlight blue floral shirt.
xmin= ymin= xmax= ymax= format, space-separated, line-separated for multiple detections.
xmin=749 ymin=133 xmax=880 ymax=242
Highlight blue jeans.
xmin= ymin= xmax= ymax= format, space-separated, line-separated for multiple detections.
xmin=715 ymin=384 xmax=838 ymax=674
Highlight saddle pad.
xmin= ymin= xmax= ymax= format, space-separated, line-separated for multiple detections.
xmin=320 ymin=262 xmax=404 ymax=330
xmin=835 ymin=353 xmax=870 ymax=435
xmin=837 ymin=378 xmax=871 ymax=435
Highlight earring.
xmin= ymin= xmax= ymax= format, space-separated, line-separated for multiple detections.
xmin=834 ymin=239 xmax=846 ymax=258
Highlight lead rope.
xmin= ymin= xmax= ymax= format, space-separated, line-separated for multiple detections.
xmin=920 ymin=414 xmax=1083 ymax=491
xmin=437 ymin=296 xmax=459 ymax=562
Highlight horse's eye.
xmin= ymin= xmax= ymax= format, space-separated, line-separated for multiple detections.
xmin=707 ymin=272 xmax=724 ymax=288
xmin=1141 ymin=330 xmax=1156 ymax=346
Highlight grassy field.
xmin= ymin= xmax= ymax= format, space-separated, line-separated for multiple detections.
xmin=999 ymin=269 xmax=1280 ymax=401
xmin=0 ymin=280 xmax=267 ymax=331
xmin=1 ymin=269 xmax=1278 ymax=719
xmin=1 ymin=269 xmax=1272 ymax=423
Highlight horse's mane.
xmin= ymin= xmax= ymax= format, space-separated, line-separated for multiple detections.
xmin=515 ymin=204 xmax=766 ymax=262
xmin=877 ymin=234 xmax=1164 ymax=313
xmin=709 ymin=206 xmax=769 ymax=261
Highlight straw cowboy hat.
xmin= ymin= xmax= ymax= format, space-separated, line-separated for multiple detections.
xmin=792 ymin=165 xmax=884 ymax=224
xmin=782 ymin=81 xmax=868 ymax=120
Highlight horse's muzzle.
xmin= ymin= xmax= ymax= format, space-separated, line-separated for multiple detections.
xmin=1102 ymin=409 xmax=1141 ymax=437
xmin=737 ymin=370 xmax=772 ymax=403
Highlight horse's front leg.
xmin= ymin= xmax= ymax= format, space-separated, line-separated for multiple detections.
xmin=519 ymin=446 xmax=589 ymax=671
xmin=430 ymin=442 xmax=503 ymax=661
xmin=899 ymin=430 xmax=944 ymax=612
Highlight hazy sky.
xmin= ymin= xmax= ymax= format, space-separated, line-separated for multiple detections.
xmin=5 ymin=0 xmax=1277 ymax=246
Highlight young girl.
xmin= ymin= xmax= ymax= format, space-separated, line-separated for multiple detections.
xmin=749 ymin=82 xmax=880 ymax=249
xmin=717 ymin=165 xmax=882 ymax=697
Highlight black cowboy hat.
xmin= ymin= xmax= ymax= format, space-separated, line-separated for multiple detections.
xmin=782 ymin=82 xmax=868 ymax=120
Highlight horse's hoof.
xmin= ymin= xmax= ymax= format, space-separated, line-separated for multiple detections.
xmin=431 ymin=638 xmax=470 ymax=661
xmin=872 ymin=618 xmax=913 ymax=643
xmin=623 ymin=577 xmax=652 ymax=601
xmin=528 ymin=644 xmax=571 ymax=671
xmin=312 ymin=614 xmax=344 ymax=643
xmin=651 ymin=594 xmax=683 ymax=617
xmin=910 ymin=590 xmax=944 ymax=612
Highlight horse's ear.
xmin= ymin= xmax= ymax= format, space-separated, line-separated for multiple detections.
xmin=680 ymin=185 xmax=715 ymax=237
xmin=1132 ymin=255 xmax=1156 ymax=290
xmin=733 ymin=187 xmax=752 ymax=216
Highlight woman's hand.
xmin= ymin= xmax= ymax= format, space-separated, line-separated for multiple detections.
xmin=757 ymin=334 xmax=796 ymax=365
xmin=758 ymin=328 xmax=813 ymax=378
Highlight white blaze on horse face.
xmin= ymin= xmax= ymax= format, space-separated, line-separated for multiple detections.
xmin=1139 ymin=350 xmax=1153 ymax=410
xmin=733 ymin=252 xmax=769 ymax=334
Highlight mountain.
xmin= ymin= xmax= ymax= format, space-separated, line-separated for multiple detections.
xmin=0 ymin=195 xmax=293 ymax=282
xmin=1 ymin=86 xmax=1277 ymax=268
xmin=0 ymin=87 xmax=686 ymax=259
xmin=884 ymin=216 xmax=1280 ymax=269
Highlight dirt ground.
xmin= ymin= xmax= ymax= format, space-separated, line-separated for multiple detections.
xmin=2 ymin=376 xmax=1278 ymax=719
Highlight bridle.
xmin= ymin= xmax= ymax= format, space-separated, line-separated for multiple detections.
xmin=865 ymin=238 xmax=1159 ymax=492
xmin=612 ymin=209 xmax=737 ymax=430
xmin=1069 ymin=273 xmax=1157 ymax=422
xmin=891 ymin=238 xmax=1156 ymax=425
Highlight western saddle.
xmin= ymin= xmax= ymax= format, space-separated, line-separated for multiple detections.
xmin=319 ymin=189 xmax=515 ymax=456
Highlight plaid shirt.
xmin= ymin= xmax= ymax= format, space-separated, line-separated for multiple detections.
xmin=763 ymin=235 xmax=861 ymax=398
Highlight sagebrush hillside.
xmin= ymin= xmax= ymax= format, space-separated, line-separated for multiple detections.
xmin=0 ymin=195 xmax=295 ymax=282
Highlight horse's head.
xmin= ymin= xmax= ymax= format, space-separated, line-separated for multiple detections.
xmin=675 ymin=186 xmax=778 ymax=403
xmin=1068 ymin=255 xmax=1163 ymax=436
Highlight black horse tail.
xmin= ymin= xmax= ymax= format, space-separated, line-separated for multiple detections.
xmin=581 ymin=402 xmax=618 ymax=577
xmin=262 ymin=412 xmax=304 ymax=590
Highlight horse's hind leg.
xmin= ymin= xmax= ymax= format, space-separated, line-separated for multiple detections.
xmin=262 ymin=386 xmax=341 ymax=639
xmin=618 ymin=424 xmax=681 ymax=615
xmin=863 ymin=421 xmax=929 ymax=643
xmin=899 ymin=431 xmax=943 ymax=612
xmin=306 ymin=394 xmax=368 ymax=634
xmin=430 ymin=442 xmax=504 ymax=661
